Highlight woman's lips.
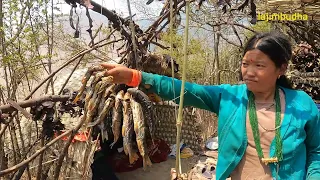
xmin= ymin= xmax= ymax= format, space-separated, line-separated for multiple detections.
xmin=244 ymin=79 xmax=256 ymax=83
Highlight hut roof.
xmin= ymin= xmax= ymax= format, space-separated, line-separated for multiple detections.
xmin=256 ymin=0 xmax=320 ymax=20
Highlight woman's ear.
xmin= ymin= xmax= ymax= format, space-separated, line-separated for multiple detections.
xmin=280 ymin=64 xmax=287 ymax=75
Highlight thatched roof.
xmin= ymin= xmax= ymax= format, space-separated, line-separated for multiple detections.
xmin=257 ymin=0 xmax=320 ymax=20
xmin=140 ymin=53 xmax=180 ymax=78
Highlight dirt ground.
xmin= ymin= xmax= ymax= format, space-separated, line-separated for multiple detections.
xmin=115 ymin=156 xmax=201 ymax=180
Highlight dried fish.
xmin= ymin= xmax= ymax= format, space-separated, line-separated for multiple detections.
xmin=73 ymin=65 xmax=105 ymax=103
xmin=98 ymin=76 xmax=113 ymax=94
xmin=88 ymin=94 xmax=115 ymax=128
xmin=92 ymin=77 xmax=114 ymax=141
xmin=110 ymin=90 xmax=124 ymax=148
xmin=103 ymin=84 xmax=116 ymax=98
xmin=127 ymin=88 xmax=155 ymax=144
xmin=86 ymin=81 xmax=103 ymax=124
xmin=122 ymin=92 xmax=139 ymax=164
xmin=131 ymin=98 xmax=152 ymax=170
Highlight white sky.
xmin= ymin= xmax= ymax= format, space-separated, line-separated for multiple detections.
xmin=56 ymin=0 xmax=163 ymax=20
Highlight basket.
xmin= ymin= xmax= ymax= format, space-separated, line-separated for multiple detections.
xmin=153 ymin=105 xmax=203 ymax=152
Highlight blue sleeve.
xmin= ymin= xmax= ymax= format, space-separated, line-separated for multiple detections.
xmin=305 ymin=103 xmax=320 ymax=179
xmin=140 ymin=72 xmax=226 ymax=114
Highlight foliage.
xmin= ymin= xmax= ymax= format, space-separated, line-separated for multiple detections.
xmin=156 ymin=31 xmax=208 ymax=82
xmin=245 ymin=21 xmax=273 ymax=38
xmin=0 ymin=0 xmax=93 ymax=100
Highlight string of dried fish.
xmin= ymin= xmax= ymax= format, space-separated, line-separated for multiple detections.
xmin=127 ymin=88 xmax=155 ymax=144
xmin=131 ymin=97 xmax=152 ymax=170
xmin=110 ymin=90 xmax=124 ymax=148
xmin=73 ymin=65 xmax=105 ymax=103
xmin=88 ymin=77 xmax=114 ymax=141
xmin=74 ymin=65 xmax=157 ymax=167
xmin=122 ymin=92 xmax=139 ymax=164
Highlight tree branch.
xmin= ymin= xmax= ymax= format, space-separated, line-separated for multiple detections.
xmin=0 ymin=95 xmax=70 ymax=113
xmin=151 ymin=41 xmax=169 ymax=49
xmin=24 ymin=38 xmax=123 ymax=100
xmin=0 ymin=129 xmax=74 ymax=176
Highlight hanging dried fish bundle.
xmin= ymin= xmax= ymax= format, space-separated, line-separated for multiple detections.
xmin=131 ymin=96 xmax=152 ymax=170
xmin=127 ymin=88 xmax=156 ymax=144
xmin=74 ymin=66 xmax=157 ymax=169
xmin=122 ymin=92 xmax=140 ymax=164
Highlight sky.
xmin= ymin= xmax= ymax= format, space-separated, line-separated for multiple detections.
xmin=54 ymin=0 xmax=225 ymax=49
xmin=56 ymin=0 xmax=163 ymax=21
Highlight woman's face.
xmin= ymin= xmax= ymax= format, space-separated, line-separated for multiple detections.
xmin=241 ymin=49 xmax=285 ymax=93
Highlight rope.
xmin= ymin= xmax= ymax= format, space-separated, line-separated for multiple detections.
xmin=175 ymin=0 xmax=191 ymax=178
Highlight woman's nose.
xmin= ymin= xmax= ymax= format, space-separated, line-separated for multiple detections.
xmin=245 ymin=66 xmax=256 ymax=77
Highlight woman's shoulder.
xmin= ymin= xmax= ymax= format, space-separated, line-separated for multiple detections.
xmin=282 ymin=87 xmax=318 ymax=112
xmin=213 ymin=83 xmax=247 ymax=97
xmin=219 ymin=83 xmax=247 ymax=91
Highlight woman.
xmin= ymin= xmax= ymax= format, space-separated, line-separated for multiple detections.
xmin=100 ymin=32 xmax=320 ymax=179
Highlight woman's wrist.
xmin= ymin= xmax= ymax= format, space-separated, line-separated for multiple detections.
xmin=126 ymin=69 xmax=142 ymax=87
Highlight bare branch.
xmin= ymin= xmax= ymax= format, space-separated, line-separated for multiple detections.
xmin=0 ymin=95 xmax=70 ymax=113
xmin=220 ymin=33 xmax=242 ymax=48
xmin=0 ymin=129 xmax=73 ymax=176
xmin=151 ymin=41 xmax=169 ymax=49
xmin=25 ymin=38 xmax=123 ymax=100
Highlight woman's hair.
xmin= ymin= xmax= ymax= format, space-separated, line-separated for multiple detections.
xmin=242 ymin=31 xmax=293 ymax=89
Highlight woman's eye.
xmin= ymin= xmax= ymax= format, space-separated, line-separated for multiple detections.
xmin=256 ymin=64 xmax=264 ymax=67
xmin=242 ymin=63 xmax=248 ymax=67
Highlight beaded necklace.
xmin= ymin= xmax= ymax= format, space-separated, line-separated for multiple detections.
xmin=248 ymin=87 xmax=283 ymax=165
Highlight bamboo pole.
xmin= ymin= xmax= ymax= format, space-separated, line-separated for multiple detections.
xmin=175 ymin=0 xmax=190 ymax=178
xmin=169 ymin=0 xmax=178 ymax=145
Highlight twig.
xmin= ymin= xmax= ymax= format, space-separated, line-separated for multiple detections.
xmin=4 ymin=3 xmax=29 ymax=46
xmin=0 ymin=120 xmax=9 ymax=137
xmin=8 ymin=122 xmax=18 ymax=165
xmin=0 ymin=95 xmax=70 ymax=113
xmin=151 ymin=41 xmax=170 ymax=49
xmin=220 ymin=33 xmax=242 ymax=48
xmin=82 ymin=134 xmax=100 ymax=179
xmin=144 ymin=0 xmax=190 ymax=45
xmin=92 ymin=29 xmax=117 ymax=47
xmin=149 ymin=21 xmax=169 ymax=44
xmin=14 ymin=114 xmax=32 ymax=180
xmin=7 ymin=100 xmax=32 ymax=119
xmin=24 ymin=39 xmax=123 ymax=101
xmin=90 ymin=24 xmax=103 ymax=47
xmin=118 ymin=50 xmax=130 ymax=64
xmin=30 ymin=158 xmax=58 ymax=170
xmin=74 ymin=0 xmax=133 ymax=38
xmin=206 ymin=22 xmax=257 ymax=33
xmin=58 ymin=57 xmax=83 ymax=95
xmin=231 ymin=24 xmax=243 ymax=47
xmin=145 ymin=0 xmax=186 ymax=33
xmin=0 ymin=116 xmax=86 ymax=177
xmin=36 ymin=136 xmax=45 ymax=180
xmin=230 ymin=0 xmax=249 ymax=11
xmin=53 ymin=128 xmax=80 ymax=179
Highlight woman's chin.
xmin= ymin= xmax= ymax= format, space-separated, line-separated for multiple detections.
xmin=245 ymin=83 xmax=256 ymax=91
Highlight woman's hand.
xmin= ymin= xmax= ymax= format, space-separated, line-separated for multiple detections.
xmin=100 ymin=63 xmax=137 ymax=85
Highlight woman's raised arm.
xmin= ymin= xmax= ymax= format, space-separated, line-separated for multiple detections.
xmin=101 ymin=63 xmax=226 ymax=114
xmin=141 ymin=72 xmax=225 ymax=114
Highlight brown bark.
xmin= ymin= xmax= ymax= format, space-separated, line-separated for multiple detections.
xmin=0 ymin=95 xmax=70 ymax=113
